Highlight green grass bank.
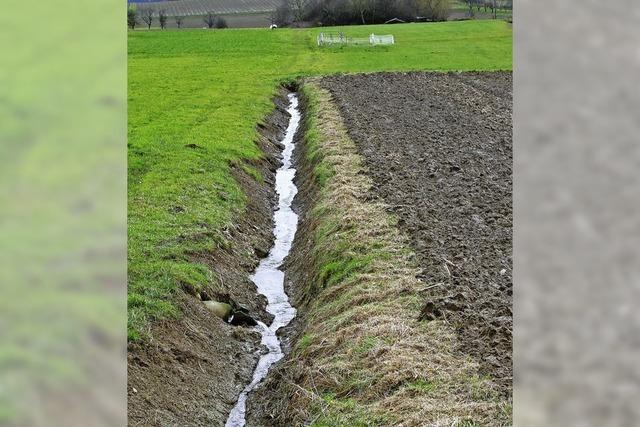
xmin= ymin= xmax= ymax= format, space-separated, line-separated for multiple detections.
xmin=128 ymin=20 xmax=512 ymax=340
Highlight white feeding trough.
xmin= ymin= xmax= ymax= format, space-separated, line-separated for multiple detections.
xmin=317 ymin=32 xmax=395 ymax=46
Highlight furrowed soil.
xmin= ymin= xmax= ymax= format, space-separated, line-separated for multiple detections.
xmin=127 ymin=94 xmax=291 ymax=427
xmin=322 ymin=71 xmax=513 ymax=393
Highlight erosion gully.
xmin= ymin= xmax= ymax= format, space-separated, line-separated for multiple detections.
xmin=225 ymin=93 xmax=301 ymax=427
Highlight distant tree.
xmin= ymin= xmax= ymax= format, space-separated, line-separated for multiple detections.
xmin=290 ymin=0 xmax=311 ymax=23
xmin=174 ymin=15 xmax=184 ymax=28
xmin=158 ymin=9 xmax=168 ymax=29
xmin=127 ymin=6 xmax=138 ymax=29
xmin=374 ymin=0 xmax=401 ymax=23
xmin=203 ymin=12 xmax=216 ymax=28
xmin=297 ymin=0 xmax=440 ymax=25
xmin=419 ymin=0 xmax=449 ymax=21
xmin=272 ymin=0 xmax=293 ymax=26
xmin=215 ymin=16 xmax=229 ymax=28
xmin=464 ymin=0 xmax=474 ymax=16
xmin=141 ymin=8 xmax=154 ymax=29
xmin=351 ymin=0 xmax=369 ymax=24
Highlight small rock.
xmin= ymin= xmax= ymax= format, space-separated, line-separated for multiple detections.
xmin=499 ymin=269 xmax=507 ymax=276
xmin=203 ymin=301 xmax=232 ymax=321
xmin=230 ymin=311 xmax=257 ymax=327
xmin=254 ymin=246 xmax=269 ymax=258
xmin=133 ymin=387 xmax=138 ymax=393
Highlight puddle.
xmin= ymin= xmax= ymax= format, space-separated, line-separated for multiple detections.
xmin=225 ymin=93 xmax=301 ymax=427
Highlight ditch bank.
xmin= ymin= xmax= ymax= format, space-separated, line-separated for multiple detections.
xmin=127 ymin=90 xmax=293 ymax=427
xmin=246 ymin=79 xmax=511 ymax=426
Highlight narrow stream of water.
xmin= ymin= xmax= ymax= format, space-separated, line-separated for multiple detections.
xmin=225 ymin=93 xmax=301 ymax=427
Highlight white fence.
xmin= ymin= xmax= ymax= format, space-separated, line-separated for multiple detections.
xmin=317 ymin=32 xmax=395 ymax=46
xmin=369 ymin=34 xmax=395 ymax=45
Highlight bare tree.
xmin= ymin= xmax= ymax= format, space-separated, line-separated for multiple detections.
xmin=289 ymin=0 xmax=310 ymax=23
xmin=272 ymin=0 xmax=293 ymax=26
xmin=420 ymin=0 xmax=449 ymax=21
xmin=174 ymin=15 xmax=184 ymax=28
xmin=203 ymin=12 xmax=216 ymax=28
xmin=158 ymin=9 xmax=168 ymax=29
xmin=464 ymin=0 xmax=474 ymax=17
xmin=141 ymin=8 xmax=154 ymax=29
xmin=127 ymin=6 xmax=138 ymax=29
xmin=215 ymin=16 xmax=229 ymax=28
xmin=351 ymin=0 xmax=369 ymax=24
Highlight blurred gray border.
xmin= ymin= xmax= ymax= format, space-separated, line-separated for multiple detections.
xmin=515 ymin=0 xmax=640 ymax=425
xmin=0 ymin=1 xmax=127 ymax=425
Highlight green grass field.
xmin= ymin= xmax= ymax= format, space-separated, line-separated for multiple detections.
xmin=128 ymin=20 xmax=512 ymax=340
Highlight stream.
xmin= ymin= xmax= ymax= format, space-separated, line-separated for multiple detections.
xmin=224 ymin=93 xmax=301 ymax=427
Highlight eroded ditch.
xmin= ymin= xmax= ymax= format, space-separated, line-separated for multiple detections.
xmin=224 ymin=93 xmax=301 ymax=427
xmin=190 ymin=72 xmax=511 ymax=426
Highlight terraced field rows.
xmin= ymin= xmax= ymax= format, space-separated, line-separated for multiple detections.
xmin=131 ymin=0 xmax=279 ymax=16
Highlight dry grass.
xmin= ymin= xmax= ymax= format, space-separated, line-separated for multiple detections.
xmin=265 ymin=81 xmax=511 ymax=426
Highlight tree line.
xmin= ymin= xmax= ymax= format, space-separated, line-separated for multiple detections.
xmin=272 ymin=0 xmax=449 ymax=26
xmin=127 ymin=7 xmax=228 ymax=29
xmin=463 ymin=0 xmax=512 ymax=18
xmin=271 ymin=0 xmax=512 ymax=26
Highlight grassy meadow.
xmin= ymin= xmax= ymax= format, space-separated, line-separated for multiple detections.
xmin=128 ymin=20 xmax=512 ymax=340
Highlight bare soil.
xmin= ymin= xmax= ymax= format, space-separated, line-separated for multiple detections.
xmin=127 ymin=94 xmax=291 ymax=426
xmin=321 ymin=71 xmax=513 ymax=393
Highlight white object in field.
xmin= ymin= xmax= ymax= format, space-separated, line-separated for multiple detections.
xmin=369 ymin=33 xmax=395 ymax=45
xmin=317 ymin=32 xmax=394 ymax=46
xmin=270 ymin=24 xmax=278 ymax=29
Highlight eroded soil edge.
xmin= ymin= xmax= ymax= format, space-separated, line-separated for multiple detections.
xmin=127 ymin=92 xmax=292 ymax=427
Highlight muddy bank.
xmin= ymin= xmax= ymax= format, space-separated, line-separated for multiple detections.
xmin=127 ymin=92 xmax=292 ymax=427
xmin=321 ymin=71 xmax=513 ymax=393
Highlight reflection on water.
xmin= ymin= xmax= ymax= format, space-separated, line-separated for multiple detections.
xmin=225 ymin=93 xmax=301 ymax=427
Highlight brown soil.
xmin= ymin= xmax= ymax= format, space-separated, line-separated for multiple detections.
xmin=127 ymin=93 xmax=292 ymax=427
xmin=321 ymin=71 xmax=513 ymax=393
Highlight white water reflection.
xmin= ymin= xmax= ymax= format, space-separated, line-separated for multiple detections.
xmin=225 ymin=93 xmax=301 ymax=427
